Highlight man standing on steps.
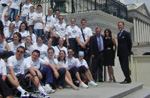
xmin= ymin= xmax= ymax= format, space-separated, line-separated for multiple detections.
xmin=117 ymin=22 xmax=132 ymax=84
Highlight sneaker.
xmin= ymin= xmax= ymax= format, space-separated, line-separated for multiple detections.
xmin=79 ymin=82 xmax=88 ymax=88
xmin=30 ymin=93 xmax=38 ymax=98
xmin=39 ymin=93 xmax=50 ymax=98
xmin=43 ymin=85 xmax=55 ymax=94
xmin=89 ymin=81 xmax=98 ymax=86
xmin=21 ymin=92 xmax=30 ymax=98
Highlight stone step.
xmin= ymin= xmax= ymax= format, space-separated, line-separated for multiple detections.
xmin=123 ymin=87 xmax=150 ymax=98
xmin=50 ymin=82 xmax=144 ymax=98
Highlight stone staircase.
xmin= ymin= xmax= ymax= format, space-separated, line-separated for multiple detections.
xmin=50 ymin=83 xmax=150 ymax=98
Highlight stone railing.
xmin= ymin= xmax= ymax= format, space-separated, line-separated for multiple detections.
xmin=130 ymin=55 xmax=150 ymax=87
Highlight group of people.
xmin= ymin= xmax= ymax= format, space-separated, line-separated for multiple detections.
xmin=0 ymin=0 xmax=133 ymax=98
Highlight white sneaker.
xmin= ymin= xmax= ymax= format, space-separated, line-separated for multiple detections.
xmin=43 ymin=85 xmax=55 ymax=94
xmin=89 ymin=81 xmax=98 ymax=86
xmin=79 ymin=82 xmax=88 ymax=88
xmin=21 ymin=92 xmax=30 ymax=98
xmin=39 ymin=93 xmax=50 ymax=98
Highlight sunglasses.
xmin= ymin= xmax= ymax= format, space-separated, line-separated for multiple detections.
xmin=59 ymin=18 xmax=63 ymax=20
xmin=17 ymin=50 xmax=24 ymax=54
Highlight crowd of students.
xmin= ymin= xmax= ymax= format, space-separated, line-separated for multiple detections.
xmin=0 ymin=0 xmax=102 ymax=98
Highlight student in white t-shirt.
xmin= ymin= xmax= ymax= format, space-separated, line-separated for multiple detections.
xmin=44 ymin=8 xmax=55 ymax=44
xmin=33 ymin=5 xmax=45 ymax=38
xmin=8 ymin=32 xmax=25 ymax=54
xmin=12 ymin=15 xmax=22 ymax=32
xmin=44 ymin=47 xmax=66 ymax=89
xmin=50 ymin=15 xmax=67 ymax=46
xmin=8 ymin=0 xmax=24 ymax=21
xmin=25 ymin=50 xmax=59 ymax=94
xmin=2 ymin=13 xmax=11 ymax=38
xmin=5 ymin=23 xmax=15 ymax=43
xmin=66 ymin=18 xmax=80 ymax=57
xmin=57 ymin=50 xmax=78 ymax=90
xmin=28 ymin=26 xmax=36 ymax=43
xmin=20 ymin=0 xmax=33 ymax=23
xmin=54 ymin=38 xmax=68 ymax=58
xmin=0 ymin=0 xmax=11 ymax=20
xmin=33 ymin=36 xmax=48 ymax=59
xmin=76 ymin=19 xmax=93 ymax=65
xmin=19 ymin=22 xmax=30 ymax=42
xmin=53 ymin=9 xmax=65 ymax=25
xmin=26 ymin=6 xmax=36 ymax=29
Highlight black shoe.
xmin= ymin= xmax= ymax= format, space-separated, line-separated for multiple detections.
xmin=120 ymin=80 xmax=131 ymax=84
xmin=98 ymin=80 xmax=104 ymax=82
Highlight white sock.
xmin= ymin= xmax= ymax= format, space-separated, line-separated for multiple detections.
xmin=45 ymin=84 xmax=50 ymax=88
xmin=17 ymin=86 xmax=26 ymax=94
xmin=38 ymin=86 xmax=46 ymax=94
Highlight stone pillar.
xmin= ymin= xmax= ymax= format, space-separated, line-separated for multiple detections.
xmin=143 ymin=22 xmax=146 ymax=43
xmin=133 ymin=18 xmax=137 ymax=42
xmin=139 ymin=20 xmax=142 ymax=42
xmin=148 ymin=24 xmax=150 ymax=42
xmin=141 ymin=21 xmax=144 ymax=42
xmin=146 ymin=23 xmax=149 ymax=42
xmin=136 ymin=19 xmax=139 ymax=43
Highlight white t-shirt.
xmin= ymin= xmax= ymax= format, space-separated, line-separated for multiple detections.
xmin=10 ymin=0 xmax=23 ymax=10
xmin=54 ymin=45 xmax=68 ymax=56
xmin=19 ymin=30 xmax=30 ymax=41
xmin=12 ymin=21 xmax=22 ymax=32
xmin=77 ymin=27 xmax=93 ymax=44
xmin=8 ymin=42 xmax=25 ymax=54
xmin=44 ymin=57 xmax=58 ymax=66
xmin=77 ymin=58 xmax=88 ymax=68
xmin=30 ymin=33 xmax=36 ymax=43
xmin=25 ymin=56 xmax=45 ymax=70
xmin=58 ymin=60 xmax=68 ymax=68
xmin=33 ymin=12 xmax=45 ymax=29
xmin=54 ymin=23 xmax=66 ymax=40
xmin=7 ymin=56 xmax=30 ymax=75
xmin=21 ymin=3 xmax=33 ymax=17
xmin=33 ymin=43 xmax=48 ymax=59
xmin=67 ymin=57 xmax=79 ymax=69
xmin=0 ymin=0 xmax=10 ymax=5
xmin=0 ymin=41 xmax=6 ymax=53
xmin=65 ymin=25 xmax=81 ymax=39
xmin=0 ymin=59 xmax=7 ymax=76
xmin=28 ymin=12 xmax=36 ymax=25
xmin=2 ymin=20 xmax=11 ymax=37
xmin=45 ymin=15 xmax=55 ymax=32
xmin=25 ymin=44 xmax=34 ymax=54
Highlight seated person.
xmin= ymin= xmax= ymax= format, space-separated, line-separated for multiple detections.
xmin=44 ymin=47 xmax=66 ymax=90
xmin=7 ymin=46 xmax=50 ymax=98
xmin=25 ymin=49 xmax=59 ymax=94
xmin=58 ymin=50 xmax=78 ymax=90
xmin=67 ymin=49 xmax=97 ymax=88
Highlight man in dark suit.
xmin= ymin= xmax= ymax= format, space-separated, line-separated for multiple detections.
xmin=117 ymin=22 xmax=132 ymax=83
xmin=90 ymin=27 xmax=104 ymax=82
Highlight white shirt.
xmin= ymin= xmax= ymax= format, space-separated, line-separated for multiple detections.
xmin=19 ymin=30 xmax=30 ymax=41
xmin=54 ymin=23 xmax=66 ymax=40
xmin=12 ymin=21 xmax=22 ymax=32
xmin=28 ymin=12 xmax=36 ymax=25
xmin=45 ymin=15 xmax=55 ymax=32
xmin=30 ymin=33 xmax=36 ymax=43
xmin=77 ymin=27 xmax=93 ymax=44
xmin=2 ymin=20 xmax=11 ymax=37
xmin=33 ymin=43 xmax=48 ymax=59
xmin=7 ymin=56 xmax=29 ymax=75
xmin=21 ymin=3 xmax=33 ymax=17
xmin=54 ymin=45 xmax=68 ymax=56
xmin=25 ymin=56 xmax=45 ymax=70
xmin=65 ymin=25 xmax=81 ymax=38
xmin=8 ymin=42 xmax=25 ymax=54
xmin=77 ymin=58 xmax=88 ymax=68
xmin=10 ymin=0 xmax=23 ymax=10
xmin=44 ymin=57 xmax=58 ymax=66
xmin=0 ymin=0 xmax=10 ymax=5
xmin=0 ymin=41 xmax=6 ymax=53
xmin=33 ymin=12 xmax=45 ymax=29
xmin=58 ymin=60 xmax=68 ymax=68
xmin=67 ymin=57 xmax=79 ymax=69
xmin=25 ymin=44 xmax=34 ymax=54
xmin=0 ymin=59 xmax=7 ymax=76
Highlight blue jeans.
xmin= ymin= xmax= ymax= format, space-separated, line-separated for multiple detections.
xmin=44 ymin=31 xmax=50 ymax=44
xmin=8 ymin=8 xmax=18 ymax=21
xmin=21 ymin=16 xmax=26 ymax=23
xmin=34 ymin=29 xmax=43 ymax=38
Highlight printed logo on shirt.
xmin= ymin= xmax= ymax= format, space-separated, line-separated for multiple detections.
xmin=14 ymin=64 xmax=21 ymax=73
xmin=61 ymin=28 xmax=65 ymax=31
xmin=72 ymin=30 xmax=77 ymax=34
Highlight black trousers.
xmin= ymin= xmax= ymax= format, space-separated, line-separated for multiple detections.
xmin=91 ymin=53 xmax=103 ymax=81
xmin=0 ymin=78 xmax=13 ymax=98
xmin=119 ymin=56 xmax=131 ymax=82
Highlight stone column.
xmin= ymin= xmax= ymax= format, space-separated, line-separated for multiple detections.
xmin=148 ymin=24 xmax=150 ymax=42
xmin=139 ymin=19 xmax=142 ymax=42
xmin=137 ymin=19 xmax=140 ymax=43
xmin=143 ymin=22 xmax=146 ymax=43
xmin=133 ymin=18 xmax=137 ymax=42
xmin=142 ymin=21 xmax=144 ymax=42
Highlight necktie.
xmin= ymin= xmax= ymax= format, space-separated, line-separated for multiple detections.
xmin=98 ymin=36 xmax=102 ymax=52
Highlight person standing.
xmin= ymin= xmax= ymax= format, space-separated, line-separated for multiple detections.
xmin=90 ymin=27 xmax=104 ymax=82
xmin=117 ymin=22 xmax=132 ymax=83
xmin=103 ymin=29 xmax=116 ymax=82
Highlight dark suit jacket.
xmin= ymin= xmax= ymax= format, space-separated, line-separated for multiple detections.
xmin=90 ymin=35 xmax=104 ymax=57
xmin=117 ymin=30 xmax=132 ymax=57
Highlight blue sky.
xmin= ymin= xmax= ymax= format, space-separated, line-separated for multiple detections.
xmin=120 ymin=0 xmax=150 ymax=12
